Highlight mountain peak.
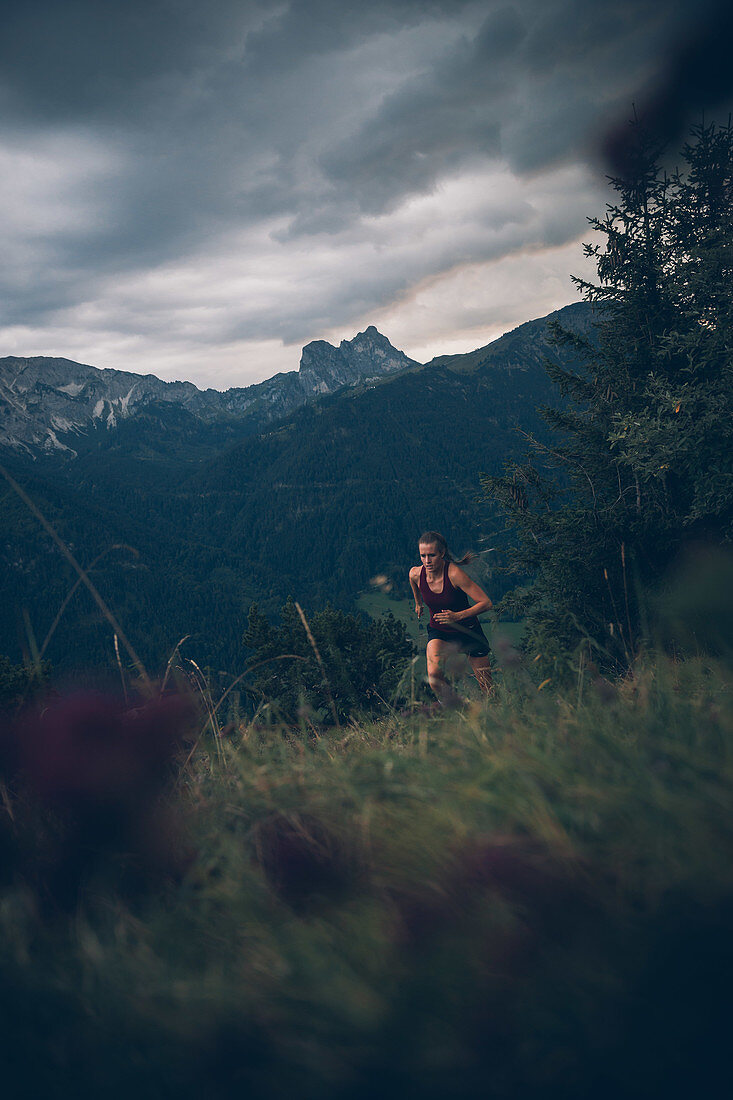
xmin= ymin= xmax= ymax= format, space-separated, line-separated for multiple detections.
xmin=348 ymin=324 xmax=381 ymax=342
xmin=299 ymin=327 xmax=419 ymax=395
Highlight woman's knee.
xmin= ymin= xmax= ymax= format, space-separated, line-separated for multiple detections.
xmin=427 ymin=663 xmax=444 ymax=689
xmin=425 ymin=641 xmax=442 ymax=672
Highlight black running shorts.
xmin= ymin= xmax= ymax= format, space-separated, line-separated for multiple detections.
xmin=427 ymin=621 xmax=490 ymax=658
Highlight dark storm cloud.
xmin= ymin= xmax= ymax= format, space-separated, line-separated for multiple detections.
xmin=0 ymin=0 xmax=255 ymax=122
xmin=318 ymin=6 xmax=523 ymax=218
xmin=603 ymin=0 xmax=733 ymax=174
xmin=0 ymin=2 xmax=470 ymax=259
xmin=1 ymin=0 xmax=731 ymax=382
xmin=320 ymin=0 xmax=706 ymax=209
xmin=0 ymin=0 xmax=467 ymax=122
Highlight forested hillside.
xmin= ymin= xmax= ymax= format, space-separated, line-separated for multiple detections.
xmin=0 ymin=304 xmax=590 ymax=675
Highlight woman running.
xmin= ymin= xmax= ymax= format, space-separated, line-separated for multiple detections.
xmin=409 ymin=530 xmax=493 ymax=706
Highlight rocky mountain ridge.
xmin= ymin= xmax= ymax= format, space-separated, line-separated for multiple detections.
xmin=0 ymin=326 xmax=420 ymax=456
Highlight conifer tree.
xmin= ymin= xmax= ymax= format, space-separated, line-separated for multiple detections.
xmin=483 ymin=119 xmax=733 ymax=673
xmin=242 ymin=598 xmax=414 ymax=723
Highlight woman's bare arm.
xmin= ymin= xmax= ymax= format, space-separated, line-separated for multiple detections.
xmin=409 ymin=565 xmax=424 ymax=618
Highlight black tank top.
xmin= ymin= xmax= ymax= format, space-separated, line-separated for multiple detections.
xmin=419 ymin=564 xmax=469 ymax=630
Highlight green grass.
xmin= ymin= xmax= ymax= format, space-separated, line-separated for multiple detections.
xmin=1 ymin=654 xmax=732 ymax=1097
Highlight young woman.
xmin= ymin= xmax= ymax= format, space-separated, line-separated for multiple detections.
xmin=409 ymin=531 xmax=493 ymax=706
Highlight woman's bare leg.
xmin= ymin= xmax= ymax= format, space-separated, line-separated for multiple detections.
xmin=426 ymin=639 xmax=463 ymax=708
xmin=469 ymin=654 xmax=493 ymax=695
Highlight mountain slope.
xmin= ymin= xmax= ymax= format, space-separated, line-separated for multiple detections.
xmin=424 ymin=301 xmax=593 ymax=372
xmin=187 ymin=303 xmax=592 ymax=613
xmin=0 ymin=303 xmax=593 ymax=674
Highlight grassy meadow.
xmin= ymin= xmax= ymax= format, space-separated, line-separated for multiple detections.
xmin=1 ymin=645 xmax=732 ymax=1098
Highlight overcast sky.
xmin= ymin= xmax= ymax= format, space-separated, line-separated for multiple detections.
xmin=0 ymin=0 xmax=729 ymax=389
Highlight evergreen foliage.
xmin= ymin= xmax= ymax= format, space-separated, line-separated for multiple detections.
xmin=243 ymin=599 xmax=415 ymax=723
xmin=0 ymin=655 xmax=50 ymax=710
xmin=482 ymin=120 xmax=733 ymax=674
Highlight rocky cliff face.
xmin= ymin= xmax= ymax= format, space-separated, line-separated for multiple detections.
xmin=0 ymin=357 xmax=216 ymax=455
xmin=0 ymin=328 xmax=419 ymax=456
xmin=299 ymin=326 xmax=420 ymax=395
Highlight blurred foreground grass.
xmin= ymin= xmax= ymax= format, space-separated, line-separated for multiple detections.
xmin=1 ymin=655 xmax=732 ymax=1099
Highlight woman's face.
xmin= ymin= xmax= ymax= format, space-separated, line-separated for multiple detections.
xmin=419 ymin=542 xmax=443 ymax=572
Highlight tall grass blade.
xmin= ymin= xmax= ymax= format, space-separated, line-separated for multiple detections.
xmin=295 ymin=601 xmax=340 ymax=728
xmin=603 ymin=564 xmax=632 ymax=667
xmin=160 ymin=634 xmax=191 ymax=695
xmin=186 ymin=658 xmax=225 ymax=766
xmin=21 ymin=607 xmax=42 ymax=675
xmin=113 ymin=633 xmax=129 ymax=705
xmin=39 ymin=544 xmax=137 ymax=660
xmin=0 ymin=464 xmax=151 ymax=691
xmin=621 ymin=542 xmax=634 ymax=651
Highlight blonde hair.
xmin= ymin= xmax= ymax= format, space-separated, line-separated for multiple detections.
xmin=418 ymin=530 xmax=472 ymax=566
